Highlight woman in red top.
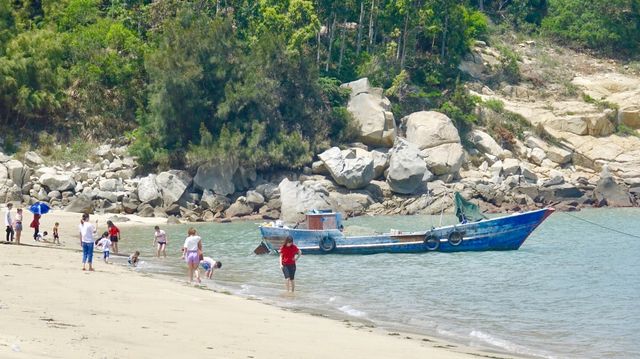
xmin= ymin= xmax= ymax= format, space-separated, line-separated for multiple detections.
xmin=107 ymin=220 xmax=121 ymax=254
xmin=279 ymin=236 xmax=301 ymax=292
xmin=30 ymin=213 xmax=41 ymax=242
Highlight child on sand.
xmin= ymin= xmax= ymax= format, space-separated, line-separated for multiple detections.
xmin=107 ymin=220 xmax=121 ymax=254
xmin=280 ymin=236 xmax=301 ymax=292
xmin=96 ymin=232 xmax=112 ymax=263
xmin=52 ymin=222 xmax=60 ymax=245
xmin=128 ymin=251 xmax=140 ymax=267
xmin=34 ymin=231 xmax=48 ymax=242
xmin=153 ymin=226 xmax=168 ymax=258
xmin=200 ymin=257 xmax=222 ymax=279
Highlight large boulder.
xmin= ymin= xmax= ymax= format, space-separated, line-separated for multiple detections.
xmin=40 ymin=173 xmax=76 ymax=192
xmin=24 ymin=151 xmax=44 ymax=167
xmin=245 ymin=190 xmax=265 ymax=208
xmin=225 ymin=197 xmax=254 ymax=218
xmin=193 ymin=157 xmax=238 ymax=196
xmin=201 ymin=190 xmax=230 ymax=212
xmin=371 ymin=148 xmax=390 ymax=179
xmin=421 ymin=143 xmax=465 ymax=176
xmin=594 ymin=172 xmax=632 ymax=207
xmin=65 ymin=194 xmax=94 ymax=213
xmin=156 ymin=170 xmax=192 ymax=205
xmin=386 ymin=139 xmax=429 ymax=194
xmin=467 ymin=130 xmax=505 ymax=158
xmin=318 ymin=147 xmax=375 ymax=189
xmin=342 ymin=78 xmax=396 ymax=147
xmin=137 ymin=174 xmax=162 ymax=205
xmin=0 ymin=164 xmax=7 ymax=183
xmin=403 ymin=111 xmax=460 ymax=150
xmin=5 ymin=160 xmax=30 ymax=187
xmin=99 ymin=178 xmax=119 ymax=192
xmin=278 ymin=178 xmax=336 ymax=223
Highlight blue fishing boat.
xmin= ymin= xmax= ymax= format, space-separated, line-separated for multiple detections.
xmin=256 ymin=193 xmax=554 ymax=255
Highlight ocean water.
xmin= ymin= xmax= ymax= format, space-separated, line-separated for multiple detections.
xmin=116 ymin=208 xmax=640 ymax=359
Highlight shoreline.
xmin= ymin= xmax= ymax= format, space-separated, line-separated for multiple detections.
xmin=0 ymin=242 xmax=523 ymax=359
xmin=0 ymin=209 xmax=531 ymax=359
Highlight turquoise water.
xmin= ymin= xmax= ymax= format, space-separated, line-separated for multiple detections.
xmin=117 ymin=208 xmax=640 ymax=359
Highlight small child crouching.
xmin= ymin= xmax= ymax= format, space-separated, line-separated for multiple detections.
xmin=200 ymin=256 xmax=222 ymax=279
xmin=128 ymin=251 xmax=140 ymax=267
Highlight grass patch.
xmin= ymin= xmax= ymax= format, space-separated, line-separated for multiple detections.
xmin=483 ymin=98 xmax=505 ymax=113
xmin=480 ymin=106 xmax=533 ymax=151
xmin=616 ymin=124 xmax=640 ymax=137
xmin=582 ymin=93 xmax=619 ymax=111
xmin=46 ymin=139 xmax=95 ymax=163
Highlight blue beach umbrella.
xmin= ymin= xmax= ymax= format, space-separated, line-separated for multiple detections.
xmin=29 ymin=202 xmax=51 ymax=215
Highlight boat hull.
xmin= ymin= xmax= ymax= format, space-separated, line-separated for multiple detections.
xmin=259 ymin=208 xmax=554 ymax=255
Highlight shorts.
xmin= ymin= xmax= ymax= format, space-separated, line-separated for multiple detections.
xmin=157 ymin=241 xmax=166 ymax=246
xmin=103 ymin=251 xmax=110 ymax=259
xmin=202 ymin=262 xmax=212 ymax=271
xmin=110 ymin=235 xmax=118 ymax=243
xmin=282 ymin=264 xmax=296 ymax=280
xmin=185 ymin=250 xmax=199 ymax=265
xmin=53 ymin=234 xmax=59 ymax=239
xmin=14 ymin=222 xmax=22 ymax=231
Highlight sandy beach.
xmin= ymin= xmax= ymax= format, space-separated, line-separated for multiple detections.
xmin=0 ymin=208 xmax=520 ymax=359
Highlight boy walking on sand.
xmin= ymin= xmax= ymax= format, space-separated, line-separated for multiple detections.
xmin=5 ymin=203 xmax=14 ymax=242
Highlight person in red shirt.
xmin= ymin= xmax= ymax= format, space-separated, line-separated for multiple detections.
xmin=106 ymin=220 xmax=121 ymax=254
xmin=279 ymin=236 xmax=301 ymax=292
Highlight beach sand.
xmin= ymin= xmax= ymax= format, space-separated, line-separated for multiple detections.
xmin=0 ymin=209 xmax=515 ymax=359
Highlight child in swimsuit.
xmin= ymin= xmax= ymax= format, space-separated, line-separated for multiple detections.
xmin=128 ymin=251 xmax=140 ymax=267
xmin=52 ymin=222 xmax=60 ymax=245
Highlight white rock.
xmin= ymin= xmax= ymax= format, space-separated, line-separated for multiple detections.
xmin=24 ymin=151 xmax=44 ymax=166
xmin=403 ymin=111 xmax=460 ymax=150
xmin=318 ymin=147 xmax=375 ymax=189
xmin=137 ymin=174 xmax=161 ymax=204
xmin=156 ymin=170 xmax=192 ymax=205
xmin=467 ymin=130 xmax=504 ymax=157
xmin=421 ymin=143 xmax=465 ymax=175
xmin=39 ymin=173 xmax=76 ymax=192
xmin=529 ymin=147 xmax=547 ymax=165
xmin=386 ymin=139 xmax=429 ymax=194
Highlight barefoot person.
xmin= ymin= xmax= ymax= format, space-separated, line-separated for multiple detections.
xmin=52 ymin=222 xmax=60 ymax=245
xmin=200 ymin=256 xmax=221 ymax=279
xmin=30 ymin=213 xmax=41 ymax=242
xmin=107 ymin=220 xmax=121 ymax=254
xmin=279 ymin=236 xmax=301 ymax=292
xmin=5 ymin=203 xmax=14 ymax=242
xmin=181 ymin=228 xmax=202 ymax=283
xmin=153 ymin=226 xmax=168 ymax=258
xmin=14 ymin=208 xmax=23 ymax=244
xmin=79 ymin=213 xmax=97 ymax=271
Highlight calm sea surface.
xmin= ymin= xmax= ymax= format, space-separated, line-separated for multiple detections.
xmin=116 ymin=208 xmax=640 ymax=359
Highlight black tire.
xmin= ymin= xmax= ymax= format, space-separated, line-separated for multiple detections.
xmin=319 ymin=234 xmax=336 ymax=253
xmin=424 ymin=233 xmax=440 ymax=251
xmin=448 ymin=231 xmax=464 ymax=246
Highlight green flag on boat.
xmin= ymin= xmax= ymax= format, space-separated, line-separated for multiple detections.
xmin=454 ymin=192 xmax=487 ymax=223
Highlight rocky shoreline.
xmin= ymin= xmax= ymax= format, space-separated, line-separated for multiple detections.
xmin=2 ymin=66 xmax=640 ymax=223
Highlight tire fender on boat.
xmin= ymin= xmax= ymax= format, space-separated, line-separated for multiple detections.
xmin=448 ymin=231 xmax=464 ymax=246
xmin=424 ymin=233 xmax=440 ymax=251
xmin=319 ymin=234 xmax=337 ymax=253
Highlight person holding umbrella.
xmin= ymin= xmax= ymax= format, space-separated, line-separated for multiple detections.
xmin=29 ymin=202 xmax=50 ymax=242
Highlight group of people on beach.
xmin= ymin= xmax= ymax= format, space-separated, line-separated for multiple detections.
xmin=4 ymin=203 xmax=59 ymax=245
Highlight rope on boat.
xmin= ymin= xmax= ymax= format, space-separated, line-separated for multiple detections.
xmin=561 ymin=212 xmax=640 ymax=239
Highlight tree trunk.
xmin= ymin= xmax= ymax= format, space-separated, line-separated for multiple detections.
xmin=325 ymin=13 xmax=337 ymax=72
xmin=479 ymin=0 xmax=484 ymax=12
xmin=356 ymin=1 xmax=365 ymax=55
xmin=400 ymin=11 xmax=409 ymax=68
xmin=316 ymin=29 xmax=321 ymax=64
xmin=338 ymin=20 xmax=347 ymax=71
xmin=440 ymin=14 xmax=449 ymax=60
xmin=368 ymin=0 xmax=376 ymax=52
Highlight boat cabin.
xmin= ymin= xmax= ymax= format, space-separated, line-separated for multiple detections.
xmin=305 ymin=210 xmax=343 ymax=231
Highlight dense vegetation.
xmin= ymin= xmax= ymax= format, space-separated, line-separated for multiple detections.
xmin=0 ymin=0 xmax=638 ymax=170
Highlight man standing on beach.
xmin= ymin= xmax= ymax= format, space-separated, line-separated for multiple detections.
xmin=5 ymin=203 xmax=14 ymax=242
xmin=79 ymin=213 xmax=97 ymax=271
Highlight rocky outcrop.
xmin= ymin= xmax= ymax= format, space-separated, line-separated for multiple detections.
xmin=5 ymin=160 xmax=30 ymax=187
xmin=193 ymin=158 xmax=238 ymax=196
xmin=137 ymin=175 xmax=161 ymax=205
xmin=594 ymin=170 xmax=632 ymax=207
xmin=342 ymin=78 xmax=396 ymax=147
xmin=421 ymin=143 xmax=465 ymax=176
xmin=226 ymin=197 xmax=254 ymax=218
xmin=156 ymin=170 xmax=192 ymax=206
xmin=467 ymin=130 xmax=507 ymax=158
xmin=278 ymin=178 xmax=335 ymax=222
xmin=386 ymin=139 xmax=429 ymax=194
xmin=403 ymin=111 xmax=460 ymax=150
xmin=39 ymin=173 xmax=76 ymax=192
xmin=65 ymin=195 xmax=94 ymax=213
xmin=318 ymin=147 xmax=375 ymax=189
